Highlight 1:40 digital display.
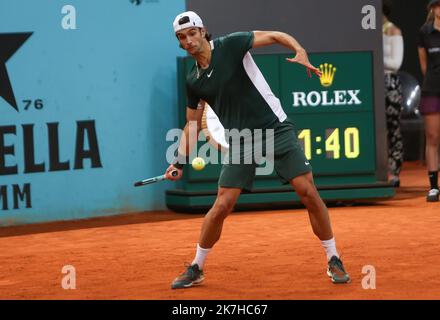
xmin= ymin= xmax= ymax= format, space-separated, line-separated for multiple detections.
xmin=298 ymin=127 xmax=360 ymax=160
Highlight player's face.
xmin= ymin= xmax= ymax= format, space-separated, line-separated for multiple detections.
xmin=176 ymin=28 xmax=205 ymax=54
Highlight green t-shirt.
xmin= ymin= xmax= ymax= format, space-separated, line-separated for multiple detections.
xmin=186 ymin=31 xmax=287 ymax=131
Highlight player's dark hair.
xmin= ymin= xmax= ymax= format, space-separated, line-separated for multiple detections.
xmin=204 ymin=29 xmax=212 ymax=41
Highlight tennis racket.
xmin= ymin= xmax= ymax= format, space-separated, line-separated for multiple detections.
xmin=134 ymin=170 xmax=178 ymax=187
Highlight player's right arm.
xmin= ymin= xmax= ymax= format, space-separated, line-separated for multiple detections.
xmin=165 ymin=103 xmax=204 ymax=180
xmin=252 ymin=31 xmax=321 ymax=78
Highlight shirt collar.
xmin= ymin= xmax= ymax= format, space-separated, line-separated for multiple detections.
xmin=195 ymin=40 xmax=215 ymax=78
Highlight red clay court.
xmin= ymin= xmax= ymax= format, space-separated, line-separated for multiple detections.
xmin=0 ymin=161 xmax=439 ymax=300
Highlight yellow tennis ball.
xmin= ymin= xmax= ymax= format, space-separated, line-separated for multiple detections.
xmin=192 ymin=157 xmax=205 ymax=171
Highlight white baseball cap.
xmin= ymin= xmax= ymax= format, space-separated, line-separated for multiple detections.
xmin=173 ymin=11 xmax=204 ymax=33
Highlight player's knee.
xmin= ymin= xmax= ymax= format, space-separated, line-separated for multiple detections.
xmin=212 ymin=201 xmax=233 ymax=221
xmin=296 ymin=183 xmax=318 ymax=202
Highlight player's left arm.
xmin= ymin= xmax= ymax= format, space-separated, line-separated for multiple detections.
xmin=252 ymin=31 xmax=321 ymax=77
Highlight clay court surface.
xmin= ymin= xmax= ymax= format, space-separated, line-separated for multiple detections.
xmin=0 ymin=161 xmax=439 ymax=300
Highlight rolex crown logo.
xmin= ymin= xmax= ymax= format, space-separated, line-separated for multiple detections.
xmin=319 ymin=63 xmax=336 ymax=87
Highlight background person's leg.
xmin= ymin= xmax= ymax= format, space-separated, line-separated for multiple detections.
xmin=385 ymin=73 xmax=404 ymax=185
xmin=424 ymin=114 xmax=440 ymax=173
xmin=423 ymin=113 xmax=440 ymax=201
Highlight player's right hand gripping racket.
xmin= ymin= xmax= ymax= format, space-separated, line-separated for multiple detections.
xmin=134 ymin=170 xmax=178 ymax=187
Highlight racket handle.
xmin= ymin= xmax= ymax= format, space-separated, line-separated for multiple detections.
xmin=133 ymin=170 xmax=179 ymax=187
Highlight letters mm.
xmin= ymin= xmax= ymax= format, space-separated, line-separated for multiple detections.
xmin=0 ymin=183 xmax=31 ymax=210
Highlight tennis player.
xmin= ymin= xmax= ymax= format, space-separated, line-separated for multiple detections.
xmin=165 ymin=11 xmax=351 ymax=289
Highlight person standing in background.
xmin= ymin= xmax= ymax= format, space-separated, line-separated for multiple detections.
xmin=418 ymin=0 xmax=440 ymax=202
xmin=383 ymin=1 xmax=404 ymax=187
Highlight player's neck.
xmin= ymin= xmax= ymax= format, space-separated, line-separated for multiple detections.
xmin=193 ymin=40 xmax=212 ymax=69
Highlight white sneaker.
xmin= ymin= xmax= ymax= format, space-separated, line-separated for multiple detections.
xmin=427 ymin=189 xmax=439 ymax=202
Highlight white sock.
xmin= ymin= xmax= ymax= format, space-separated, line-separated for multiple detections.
xmin=321 ymin=237 xmax=339 ymax=261
xmin=191 ymin=244 xmax=211 ymax=270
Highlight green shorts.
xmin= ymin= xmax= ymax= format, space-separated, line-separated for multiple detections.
xmin=218 ymin=119 xmax=312 ymax=191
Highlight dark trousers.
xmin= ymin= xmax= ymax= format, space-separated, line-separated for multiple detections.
xmin=385 ymin=73 xmax=404 ymax=177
